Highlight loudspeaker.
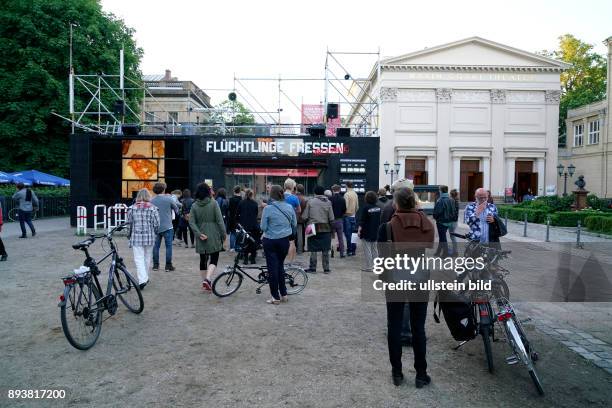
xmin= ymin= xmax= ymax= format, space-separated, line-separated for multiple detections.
xmin=308 ymin=124 xmax=326 ymax=137
xmin=113 ymin=99 xmax=125 ymax=116
xmin=326 ymin=103 xmax=339 ymax=119
xmin=336 ymin=127 xmax=350 ymax=137
xmin=121 ymin=124 xmax=141 ymax=136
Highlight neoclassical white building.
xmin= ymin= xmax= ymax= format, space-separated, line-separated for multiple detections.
xmin=349 ymin=37 xmax=568 ymax=201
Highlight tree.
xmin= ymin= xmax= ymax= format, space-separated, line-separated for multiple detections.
xmin=0 ymin=0 xmax=142 ymax=177
xmin=210 ymin=99 xmax=256 ymax=132
xmin=540 ymin=34 xmax=607 ymax=146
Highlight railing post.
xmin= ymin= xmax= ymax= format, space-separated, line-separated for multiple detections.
xmin=577 ymin=220 xmax=583 ymax=249
xmin=545 ymin=216 xmax=550 ymax=242
xmin=504 ymin=212 xmax=508 ymax=228
xmin=523 ymin=212 xmax=528 ymax=237
xmin=76 ymin=206 xmax=87 ymax=236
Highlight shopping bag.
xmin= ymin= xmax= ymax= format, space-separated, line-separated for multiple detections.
xmin=305 ymin=223 xmax=317 ymax=238
xmin=351 ymin=232 xmax=359 ymax=245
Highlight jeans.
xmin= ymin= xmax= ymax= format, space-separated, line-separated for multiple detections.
xmin=343 ymin=216 xmax=356 ymax=255
xmin=181 ymin=225 xmax=195 ymax=246
xmin=229 ymin=231 xmax=237 ymax=250
xmin=296 ymin=223 xmax=305 ymax=254
xmin=18 ymin=210 xmax=35 ymax=236
xmin=362 ymin=240 xmax=378 ymax=271
xmin=262 ymin=237 xmax=289 ymax=300
xmin=435 ymin=223 xmax=449 ymax=256
xmin=153 ymin=229 xmax=174 ymax=266
xmin=0 ymin=236 xmax=6 ymax=256
xmin=309 ymin=250 xmax=330 ymax=271
xmin=386 ymin=300 xmax=428 ymax=376
xmin=331 ymin=219 xmax=345 ymax=255
xmin=132 ymin=245 xmax=153 ymax=284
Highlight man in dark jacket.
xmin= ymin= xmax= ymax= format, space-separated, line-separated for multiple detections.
xmin=228 ymin=185 xmax=242 ymax=251
xmin=377 ymin=188 xmax=389 ymax=209
xmin=329 ymin=184 xmax=347 ymax=258
xmin=432 ymin=185 xmax=456 ymax=257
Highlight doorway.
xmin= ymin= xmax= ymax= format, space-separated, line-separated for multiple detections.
xmin=405 ymin=158 xmax=428 ymax=185
xmin=460 ymin=159 xmax=483 ymax=202
xmin=515 ymin=161 xmax=537 ymax=201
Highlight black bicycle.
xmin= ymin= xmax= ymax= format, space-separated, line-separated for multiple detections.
xmin=58 ymin=224 xmax=143 ymax=350
xmin=450 ymin=232 xmax=543 ymax=395
xmin=212 ymin=225 xmax=308 ymax=298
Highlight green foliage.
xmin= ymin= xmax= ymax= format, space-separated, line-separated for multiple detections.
xmin=586 ymin=193 xmax=611 ymax=211
xmin=549 ymin=210 xmax=612 ymax=227
xmin=497 ymin=206 xmax=549 ymax=223
xmin=210 ymin=99 xmax=256 ymax=134
xmin=585 ymin=216 xmax=612 ymax=234
xmin=540 ymin=34 xmax=607 ymax=146
xmin=0 ymin=0 xmax=142 ymax=177
xmin=0 ymin=185 xmax=69 ymax=197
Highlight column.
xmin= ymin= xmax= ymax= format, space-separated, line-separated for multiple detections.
xmin=482 ymin=157 xmax=491 ymax=191
xmin=536 ymin=158 xmax=545 ymax=195
xmin=545 ymin=90 xmax=561 ymax=195
xmin=490 ymin=89 xmax=506 ymax=197
xmin=506 ymin=157 xmax=515 ymax=190
xmin=427 ymin=155 xmax=436 ymax=185
xmin=436 ymin=88 xmax=452 ymax=185
xmin=452 ymin=156 xmax=461 ymax=191
xmin=379 ymin=87 xmax=398 ymax=187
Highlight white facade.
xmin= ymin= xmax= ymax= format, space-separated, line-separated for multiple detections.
xmin=349 ymin=37 xmax=568 ymax=200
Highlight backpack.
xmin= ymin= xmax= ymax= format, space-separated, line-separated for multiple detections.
xmin=433 ymin=291 xmax=477 ymax=341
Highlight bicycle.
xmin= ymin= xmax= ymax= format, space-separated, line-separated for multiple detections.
xmin=8 ymin=207 xmax=37 ymax=222
xmin=212 ymin=225 xmax=308 ymax=298
xmin=58 ymin=223 xmax=144 ymax=350
xmin=449 ymin=232 xmax=544 ymax=395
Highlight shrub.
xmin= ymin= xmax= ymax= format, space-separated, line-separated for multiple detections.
xmin=586 ymin=194 xmax=611 ymax=211
xmin=497 ymin=206 xmax=548 ymax=223
xmin=0 ymin=185 xmax=70 ymax=198
xmin=584 ymin=216 xmax=612 ymax=234
xmin=549 ymin=210 xmax=612 ymax=227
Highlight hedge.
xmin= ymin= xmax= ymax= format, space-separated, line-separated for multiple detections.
xmin=549 ymin=210 xmax=612 ymax=227
xmin=584 ymin=216 xmax=612 ymax=234
xmin=0 ymin=185 xmax=70 ymax=197
xmin=497 ymin=206 xmax=548 ymax=223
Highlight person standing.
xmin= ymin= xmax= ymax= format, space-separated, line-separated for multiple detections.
xmin=433 ymin=185 xmax=456 ymax=257
xmin=215 ymin=187 xmax=230 ymax=230
xmin=284 ymin=178 xmax=301 ymax=263
xmin=227 ymin=186 xmax=242 ymax=251
xmin=179 ymin=189 xmax=195 ymax=248
xmin=151 ymin=182 xmax=178 ymax=271
xmin=448 ymin=189 xmax=460 ymax=256
xmin=377 ymin=188 xmax=390 ymax=209
xmin=302 ymin=185 xmax=334 ymax=274
xmin=189 ymin=183 xmax=227 ymax=292
xmin=260 ymin=185 xmax=296 ymax=304
xmin=343 ymin=181 xmax=359 ymax=256
xmin=237 ymin=189 xmax=260 ymax=264
xmin=170 ymin=189 xmax=183 ymax=246
xmin=359 ymin=191 xmax=382 ymax=272
xmin=126 ymin=189 xmax=160 ymax=290
xmin=464 ymin=187 xmax=498 ymax=243
xmin=377 ymin=188 xmax=434 ymax=388
xmin=12 ymin=182 xmax=38 ymax=238
xmin=0 ymin=202 xmax=7 ymax=261
xmin=329 ymin=184 xmax=346 ymax=258
xmin=295 ymin=184 xmax=308 ymax=254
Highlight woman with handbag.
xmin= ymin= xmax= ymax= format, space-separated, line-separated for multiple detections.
xmin=260 ymin=185 xmax=297 ymax=305
xmin=189 ymin=183 xmax=227 ymax=292
xmin=126 ymin=189 xmax=160 ymax=290
xmin=301 ymin=185 xmax=335 ymax=274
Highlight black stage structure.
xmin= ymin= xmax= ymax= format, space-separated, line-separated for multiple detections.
xmin=70 ymin=133 xmax=380 ymax=226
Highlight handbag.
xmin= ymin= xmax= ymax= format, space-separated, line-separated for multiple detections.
xmin=272 ymin=202 xmax=297 ymax=240
xmin=305 ymin=223 xmax=316 ymax=238
xmin=490 ymin=214 xmax=507 ymax=238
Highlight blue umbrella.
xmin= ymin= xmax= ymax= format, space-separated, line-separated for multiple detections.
xmin=11 ymin=170 xmax=70 ymax=187
xmin=1 ymin=172 xmax=32 ymax=186
xmin=0 ymin=171 xmax=11 ymax=184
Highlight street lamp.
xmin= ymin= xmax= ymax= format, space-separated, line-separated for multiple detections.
xmin=384 ymin=161 xmax=401 ymax=185
xmin=557 ymin=163 xmax=575 ymax=196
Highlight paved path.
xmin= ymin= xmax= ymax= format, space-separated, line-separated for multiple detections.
xmin=2 ymin=216 xmax=70 ymax=238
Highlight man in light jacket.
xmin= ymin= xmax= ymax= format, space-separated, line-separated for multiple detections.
xmin=302 ymin=186 xmax=335 ymax=273
xmin=12 ymin=182 xmax=38 ymax=238
xmin=151 ymin=182 xmax=179 ymax=272
xmin=343 ymin=181 xmax=359 ymax=256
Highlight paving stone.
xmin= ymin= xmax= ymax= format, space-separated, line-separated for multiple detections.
xmin=569 ymin=346 xmax=588 ymax=354
xmin=585 ymin=345 xmax=608 ymax=353
xmin=576 ymin=332 xmax=594 ymax=339
xmin=555 ymin=329 xmax=573 ymax=335
xmin=587 ymin=338 xmax=607 ymax=345
xmin=580 ymin=352 xmax=601 ymax=361
xmin=594 ymin=359 xmax=612 ymax=369
xmin=594 ymin=352 xmax=612 ymax=359
xmin=561 ymin=340 xmax=578 ymax=347
xmin=575 ymin=339 xmax=593 ymax=346
xmin=605 ymin=368 xmax=612 ymax=376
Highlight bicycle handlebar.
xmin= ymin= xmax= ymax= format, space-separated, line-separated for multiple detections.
xmin=72 ymin=223 xmax=128 ymax=250
xmin=450 ymin=232 xmax=468 ymax=239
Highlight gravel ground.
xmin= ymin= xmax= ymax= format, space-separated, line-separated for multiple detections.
xmin=1 ymin=228 xmax=611 ymax=407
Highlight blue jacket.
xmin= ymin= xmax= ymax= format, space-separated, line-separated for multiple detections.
xmin=261 ymin=200 xmax=297 ymax=239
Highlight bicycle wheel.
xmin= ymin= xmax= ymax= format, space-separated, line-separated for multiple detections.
xmin=8 ymin=208 xmax=18 ymax=222
xmin=481 ymin=324 xmax=494 ymax=373
xmin=60 ymin=281 xmax=103 ymax=350
xmin=114 ymin=265 xmax=144 ymax=314
xmin=284 ymin=266 xmax=308 ymax=295
xmin=529 ymin=369 xmax=545 ymax=396
xmin=212 ymin=270 xmax=243 ymax=297
xmin=505 ymin=318 xmax=544 ymax=395
xmin=492 ymin=277 xmax=510 ymax=300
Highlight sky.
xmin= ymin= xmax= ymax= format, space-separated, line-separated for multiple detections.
xmin=100 ymin=0 xmax=611 ymax=124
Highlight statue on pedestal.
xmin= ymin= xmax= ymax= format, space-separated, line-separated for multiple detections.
xmin=573 ymin=175 xmax=589 ymax=210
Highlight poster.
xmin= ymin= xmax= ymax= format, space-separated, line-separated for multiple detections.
xmin=121 ymin=140 xmax=166 ymax=198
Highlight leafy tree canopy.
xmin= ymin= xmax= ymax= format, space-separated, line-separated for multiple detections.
xmin=0 ymin=0 xmax=142 ymax=177
xmin=540 ymin=34 xmax=607 ymax=146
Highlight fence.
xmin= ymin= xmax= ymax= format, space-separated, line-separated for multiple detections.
xmin=0 ymin=196 xmax=70 ymax=221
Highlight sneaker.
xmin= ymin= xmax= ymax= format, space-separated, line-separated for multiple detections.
xmin=0 ymin=255 xmax=7 ymax=261
xmin=32 ymin=231 xmax=36 ymax=237
xmin=305 ymin=268 xmax=317 ymax=274
xmin=323 ymin=269 xmax=331 ymax=274
xmin=139 ymin=281 xmax=148 ymax=290
xmin=392 ymin=373 xmax=404 ymax=387
xmin=202 ymin=279 xmax=212 ymax=291
xmin=19 ymin=235 xmax=27 ymax=239
xmin=152 ymin=264 xmax=159 ymax=271
xmin=415 ymin=373 xmax=431 ymax=389
xmin=165 ymin=264 xmax=175 ymax=272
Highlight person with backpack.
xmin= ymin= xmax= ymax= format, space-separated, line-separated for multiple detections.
xmin=377 ymin=187 xmax=434 ymax=388
xmin=189 ymin=183 xmax=227 ymax=292
xmin=179 ymin=189 xmax=195 ymax=248
xmin=260 ymin=185 xmax=297 ymax=304
xmin=329 ymin=184 xmax=347 ymax=258
xmin=0 ymin=201 xmax=7 ymax=261
xmin=433 ymin=185 xmax=457 ymax=257
xmin=302 ymin=185 xmax=335 ymax=274
xmin=12 ymin=182 xmax=38 ymax=238
xmin=358 ymin=191 xmax=382 ymax=272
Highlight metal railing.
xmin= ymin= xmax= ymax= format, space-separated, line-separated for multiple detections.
xmin=0 ymin=196 xmax=70 ymax=221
